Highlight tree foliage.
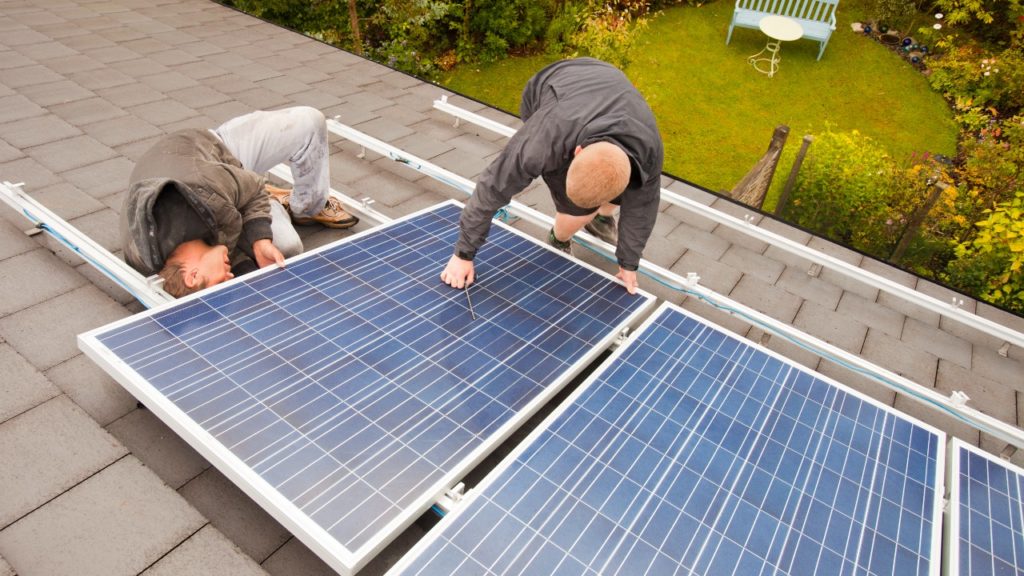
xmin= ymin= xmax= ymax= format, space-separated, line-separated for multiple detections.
xmin=221 ymin=0 xmax=656 ymax=79
xmin=931 ymin=0 xmax=1024 ymax=45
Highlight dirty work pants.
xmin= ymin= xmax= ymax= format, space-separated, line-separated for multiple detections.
xmin=213 ymin=106 xmax=331 ymax=257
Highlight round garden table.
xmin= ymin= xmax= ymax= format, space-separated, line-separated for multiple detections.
xmin=748 ymin=15 xmax=804 ymax=78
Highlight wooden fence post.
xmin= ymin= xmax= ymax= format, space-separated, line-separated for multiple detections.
xmin=730 ymin=125 xmax=789 ymax=209
xmin=891 ymin=179 xmax=949 ymax=263
xmin=774 ymin=134 xmax=813 ymax=218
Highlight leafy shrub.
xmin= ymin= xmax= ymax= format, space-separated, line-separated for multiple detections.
xmin=947 ymin=191 xmax=1024 ymax=313
xmin=369 ymin=38 xmax=440 ymax=79
xmin=545 ymin=2 xmax=587 ymax=55
xmin=870 ymin=0 xmax=918 ymax=30
xmin=227 ymin=0 xmax=346 ymax=44
xmin=463 ymin=0 xmax=551 ymax=63
xmin=363 ymin=0 xmax=460 ymax=79
xmin=570 ymin=3 xmax=650 ymax=69
xmin=931 ymin=0 xmax=1024 ymax=45
xmin=956 ymin=114 xmax=1024 ymax=217
xmin=928 ymin=37 xmax=1024 ymax=116
xmin=785 ymin=128 xmax=918 ymax=257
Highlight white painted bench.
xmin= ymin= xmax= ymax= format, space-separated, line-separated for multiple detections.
xmin=726 ymin=0 xmax=839 ymax=60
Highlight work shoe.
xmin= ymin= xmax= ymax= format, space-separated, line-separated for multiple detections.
xmin=292 ymin=196 xmax=359 ymax=229
xmin=266 ymin=183 xmax=292 ymax=206
xmin=548 ymin=228 xmax=572 ymax=255
xmin=584 ymin=214 xmax=618 ymax=245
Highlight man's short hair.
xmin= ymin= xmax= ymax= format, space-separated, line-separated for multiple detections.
xmin=158 ymin=261 xmax=204 ymax=298
xmin=566 ymin=142 xmax=631 ymax=210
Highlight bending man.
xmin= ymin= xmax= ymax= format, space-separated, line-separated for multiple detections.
xmin=440 ymin=57 xmax=663 ymax=294
xmin=122 ymin=106 xmax=357 ymax=297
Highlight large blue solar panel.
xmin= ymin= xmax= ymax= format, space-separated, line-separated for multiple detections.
xmin=391 ymin=302 xmax=945 ymax=576
xmin=950 ymin=439 xmax=1024 ymax=576
xmin=79 ymin=201 xmax=654 ymax=574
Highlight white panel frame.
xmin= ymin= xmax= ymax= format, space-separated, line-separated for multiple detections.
xmin=945 ymin=438 xmax=1024 ymax=576
xmin=79 ymin=200 xmax=656 ymax=575
xmin=389 ymin=301 xmax=947 ymax=576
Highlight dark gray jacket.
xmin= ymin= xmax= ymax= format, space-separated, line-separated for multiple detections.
xmin=121 ymin=129 xmax=272 ymax=276
xmin=455 ymin=58 xmax=663 ymax=270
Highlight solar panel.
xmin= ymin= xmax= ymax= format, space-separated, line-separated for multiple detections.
xmin=948 ymin=439 xmax=1024 ymax=576
xmin=78 ymin=201 xmax=655 ymax=575
xmin=390 ymin=302 xmax=945 ymax=576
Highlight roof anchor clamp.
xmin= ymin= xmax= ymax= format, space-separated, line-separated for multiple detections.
xmin=435 ymin=482 xmax=466 ymax=514
xmin=999 ymin=443 xmax=1018 ymax=461
xmin=950 ymin=390 xmax=970 ymax=407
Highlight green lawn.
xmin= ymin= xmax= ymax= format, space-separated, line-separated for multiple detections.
xmin=440 ymin=2 xmax=958 ymax=200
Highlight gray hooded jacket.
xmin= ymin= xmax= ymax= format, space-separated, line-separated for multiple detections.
xmin=121 ymin=129 xmax=272 ymax=276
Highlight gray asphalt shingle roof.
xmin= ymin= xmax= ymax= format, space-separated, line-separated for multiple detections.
xmin=1 ymin=0 xmax=1022 ymax=574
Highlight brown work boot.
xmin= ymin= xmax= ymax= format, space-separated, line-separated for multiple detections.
xmin=292 ymin=196 xmax=359 ymax=229
xmin=266 ymin=184 xmax=292 ymax=209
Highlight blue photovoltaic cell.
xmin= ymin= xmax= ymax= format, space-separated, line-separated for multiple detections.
xmin=86 ymin=202 xmax=651 ymax=556
xmin=397 ymin=303 xmax=943 ymax=576
xmin=954 ymin=442 xmax=1024 ymax=576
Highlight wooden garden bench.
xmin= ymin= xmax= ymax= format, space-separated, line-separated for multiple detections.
xmin=726 ymin=0 xmax=839 ymax=60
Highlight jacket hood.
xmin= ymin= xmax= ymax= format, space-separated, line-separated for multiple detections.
xmin=121 ymin=178 xmax=180 ymax=276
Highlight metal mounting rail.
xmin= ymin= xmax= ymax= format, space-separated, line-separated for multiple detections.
xmin=326 ymin=118 xmax=553 ymax=233
xmin=432 ymin=95 xmax=1024 ymax=352
xmin=0 ymin=180 xmax=173 ymax=309
xmin=324 ymin=119 xmax=1024 ymax=450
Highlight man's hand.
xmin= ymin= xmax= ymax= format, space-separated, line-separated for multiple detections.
xmin=616 ymin=267 xmax=639 ymax=295
xmin=253 ymin=239 xmax=285 ymax=269
xmin=440 ymin=255 xmax=475 ymax=289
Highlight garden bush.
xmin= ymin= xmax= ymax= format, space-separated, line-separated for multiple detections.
xmin=785 ymin=128 xmax=918 ymax=257
xmin=946 ymin=191 xmax=1024 ymax=313
xmin=464 ymin=0 xmax=551 ymax=63
xmin=569 ymin=3 xmax=649 ymax=69
xmin=928 ymin=38 xmax=1024 ymax=117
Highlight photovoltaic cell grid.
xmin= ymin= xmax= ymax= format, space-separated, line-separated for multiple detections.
xmin=82 ymin=202 xmax=652 ymax=559
xmin=950 ymin=440 xmax=1024 ymax=576
xmin=394 ymin=303 xmax=943 ymax=576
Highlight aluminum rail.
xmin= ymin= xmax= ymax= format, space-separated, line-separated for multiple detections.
xmin=0 ymin=180 xmax=173 ymax=309
xmin=326 ymin=118 xmax=551 ymax=232
xmin=432 ymin=95 xmax=1024 ymax=352
xmin=325 ymin=119 xmax=1024 ymax=450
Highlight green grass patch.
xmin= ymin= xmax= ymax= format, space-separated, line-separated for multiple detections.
xmin=440 ymin=2 xmax=958 ymax=202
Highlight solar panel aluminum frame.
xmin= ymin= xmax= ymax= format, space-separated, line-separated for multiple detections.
xmin=946 ymin=438 xmax=1024 ymax=576
xmin=77 ymin=200 xmax=656 ymax=575
xmin=388 ymin=300 xmax=947 ymax=576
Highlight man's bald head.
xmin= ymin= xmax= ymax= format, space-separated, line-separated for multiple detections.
xmin=566 ymin=142 xmax=631 ymax=210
